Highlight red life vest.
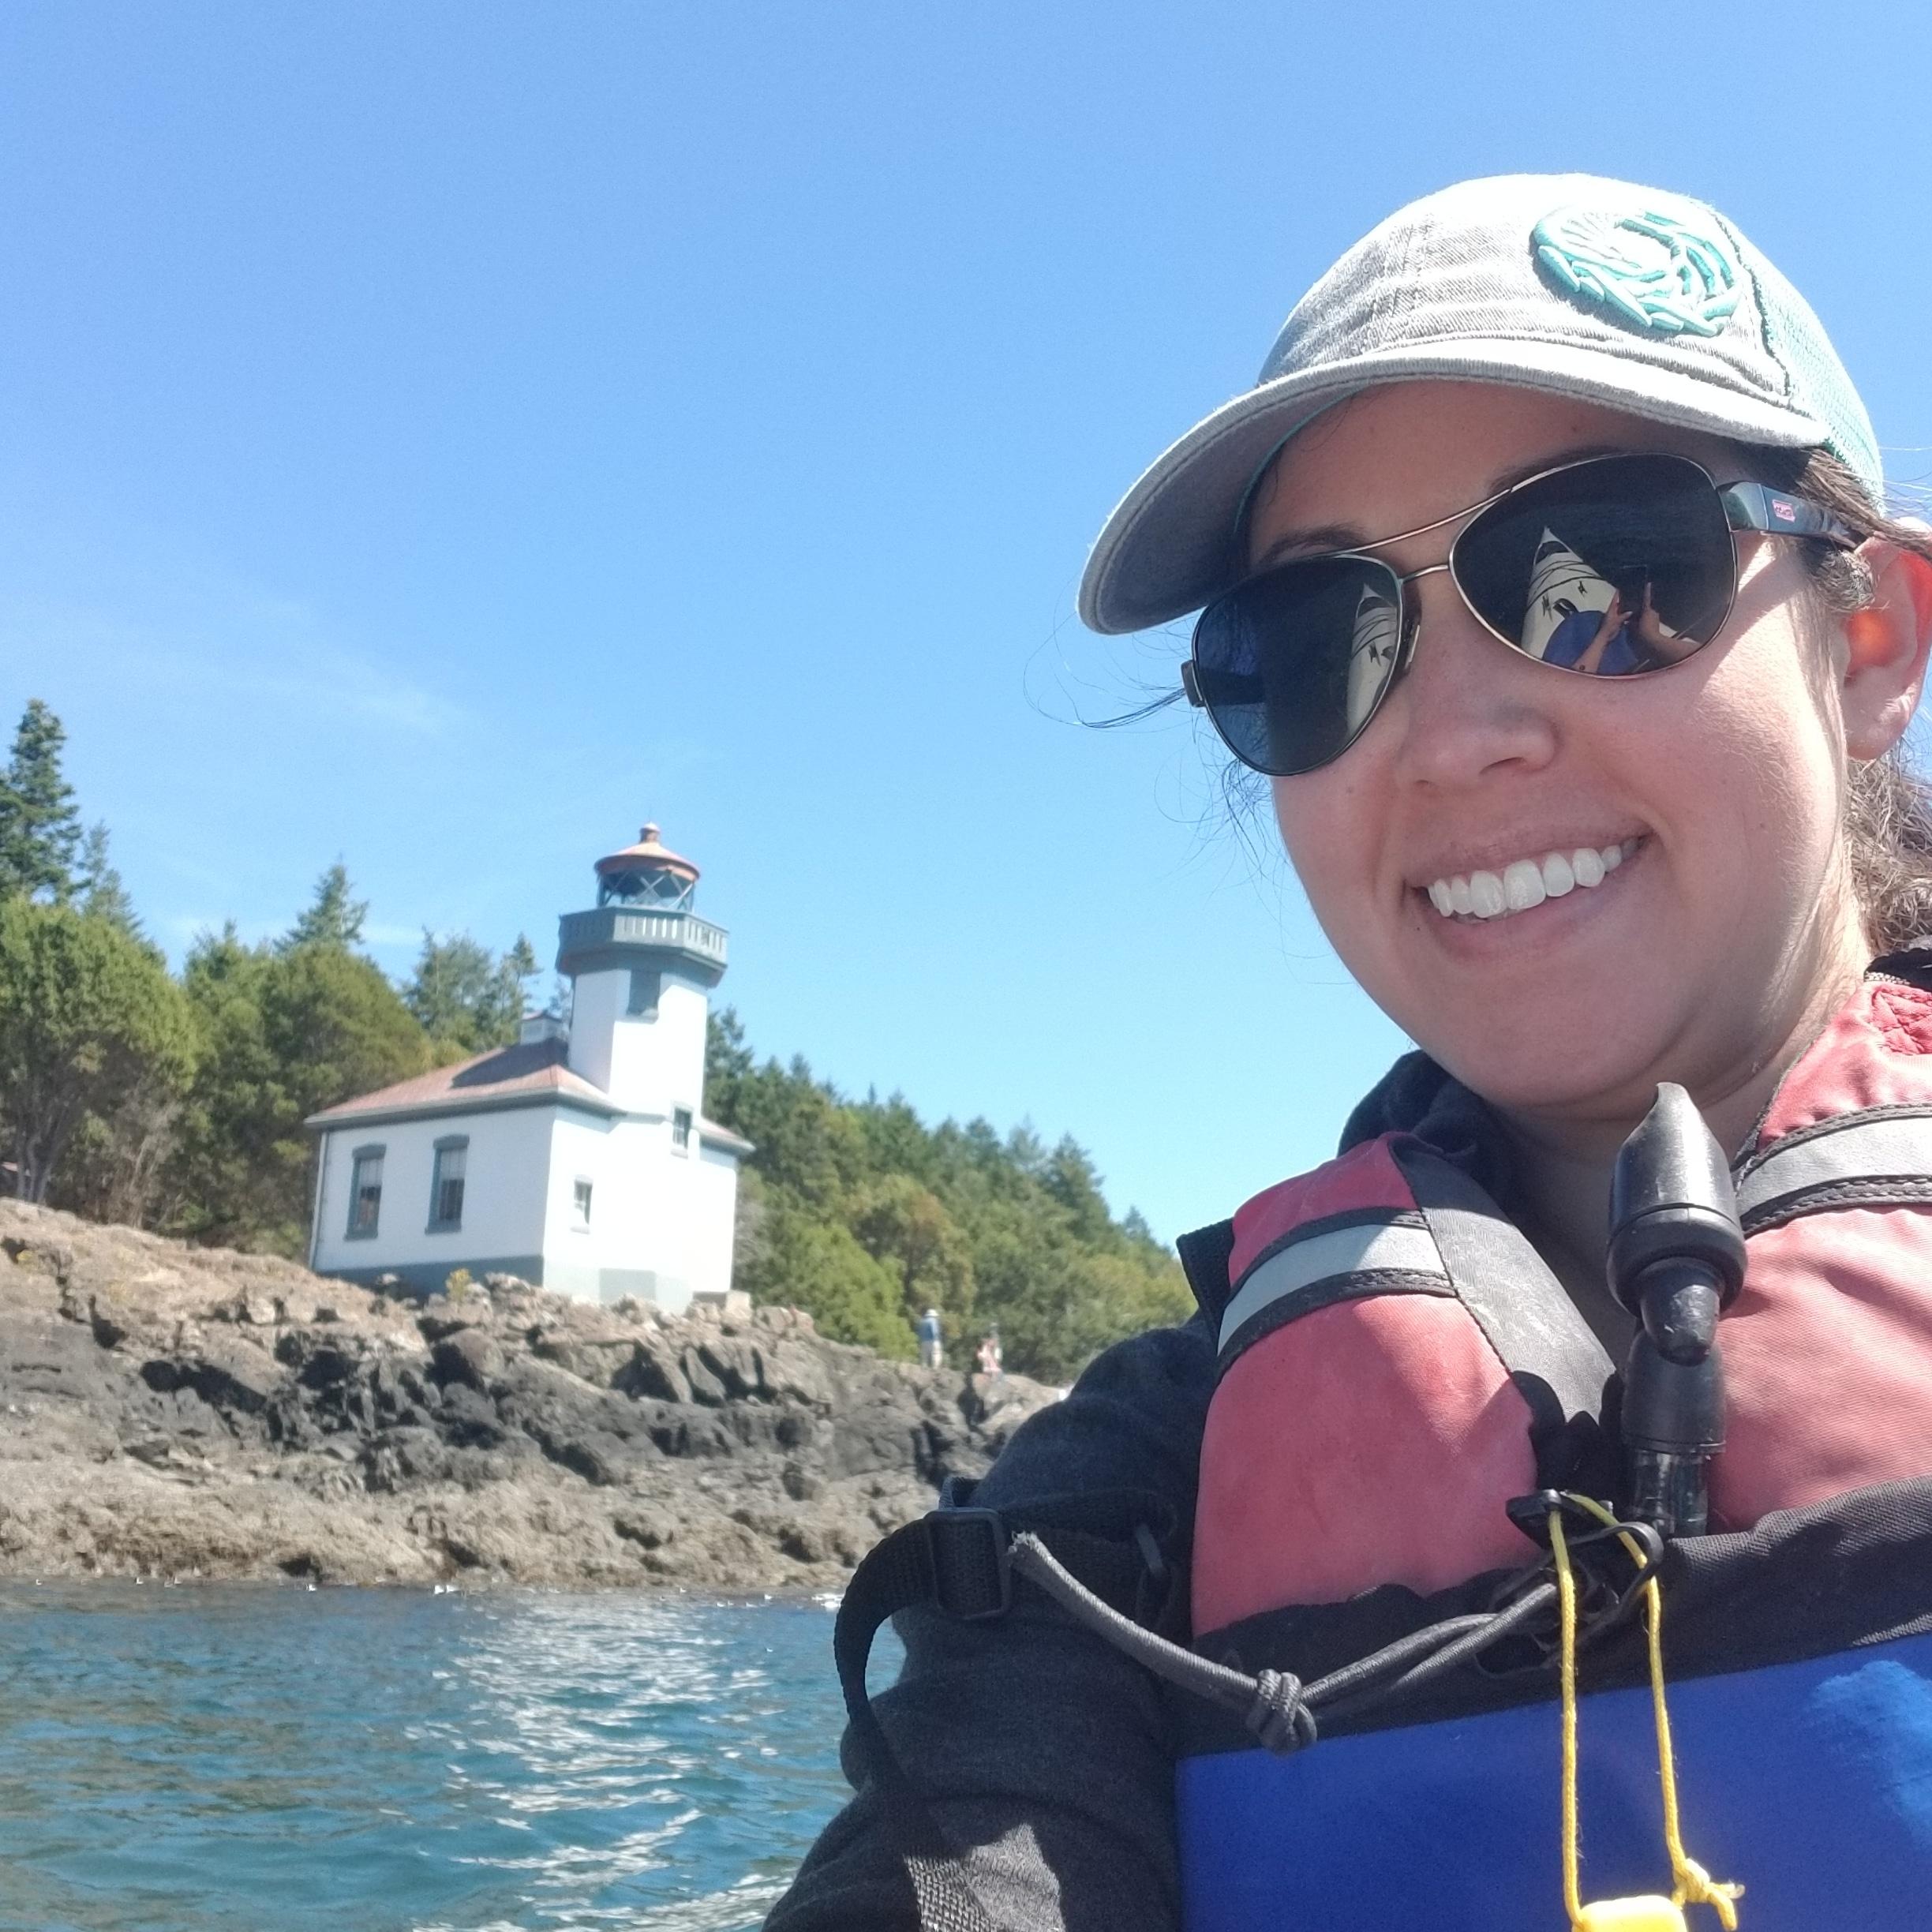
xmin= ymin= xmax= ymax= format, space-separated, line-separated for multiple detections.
xmin=1174 ymin=966 xmax=1932 ymax=1931
xmin=1194 ymin=968 xmax=1932 ymax=1634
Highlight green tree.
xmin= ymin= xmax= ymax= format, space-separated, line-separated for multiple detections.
xmin=850 ymin=1172 xmax=976 ymax=1332
xmin=404 ymin=930 xmax=537 ymax=1054
xmin=280 ymin=863 xmax=368 ymax=952
xmin=76 ymin=822 xmax=141 ymax=937
xmin=0 ymin=902 xmax=197 ymax=1201
xmin=0 ymin=700 xmax=84 ymax=903
xmin=736 ymin=1187 xmax=915 ymax=1356
xmin=719 ymin=1052 xmax=868 ymax=1211
xmin=170 ymin=927 xmax=431 ymax=1252
xmin=705 ymin=1007 xmax=754 ymax=1120
xmin=703 ymin=1015 xmax=1192 ymax=1380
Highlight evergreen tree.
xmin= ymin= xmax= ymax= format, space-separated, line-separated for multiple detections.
xmin=280 ymin=863 xmax=368 ymax=951
xmin=735 ymin=1186 xmax=915 ymax=1357
xmin=169 ymin=927 xmax=431 ymax=1252
xmin=404 ymin=930 xmax=535 ymax=1054
xmin=0 ymin=699 xmax=84 ymax=902
xmin=705 ymin=1007 xmax=754 ymax=1117
xmin=76 ymin=822 xmax=141 ymax=937
xmin=0 ymin=901 xmax=197 ymax=1200
xmin=850 ymin=1172 xmax=976 ymax=1333
xmin=702 ymin=1017 xmax=1191 ymax=1379
xmin=504 ymin=932 xmax=539 ymax=1009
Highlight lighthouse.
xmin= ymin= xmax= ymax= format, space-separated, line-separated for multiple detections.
xmin=305 ymin=823 xmax=749 ymax=1311
xmin=557 ymin=823 xmax=727 ymax=1118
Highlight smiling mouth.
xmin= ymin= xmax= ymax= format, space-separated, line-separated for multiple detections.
xmin=1424 ymin=839 xmax=1642 ymax=922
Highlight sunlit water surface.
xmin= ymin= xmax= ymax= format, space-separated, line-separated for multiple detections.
xmin=0 ymin=1582 xmax=877 ymax=1932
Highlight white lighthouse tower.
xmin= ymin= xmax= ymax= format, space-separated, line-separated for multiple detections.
xmin=559 ymin=823 xmax=727 ymax=1118
xmin=305 ymin=822 xmax=748 ymax=1311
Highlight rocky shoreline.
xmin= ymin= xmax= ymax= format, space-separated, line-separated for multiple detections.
xmin=0 ymin=1202 xmax=1059 ymax=1590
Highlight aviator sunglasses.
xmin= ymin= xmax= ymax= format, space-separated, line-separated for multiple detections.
xmin=1183 ymin=451 xmax=1854 ymax=778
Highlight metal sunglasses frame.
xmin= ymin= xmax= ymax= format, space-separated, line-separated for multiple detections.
xmin=1180 ymin=451 xmax=1856 ymax=779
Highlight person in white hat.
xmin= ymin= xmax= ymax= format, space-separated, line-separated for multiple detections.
xmin=774 ymin=175 xmax=1932 ymax=1932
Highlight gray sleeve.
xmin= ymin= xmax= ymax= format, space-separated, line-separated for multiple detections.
xmin=766 ymin=1314 xmax=1217 ymax=1932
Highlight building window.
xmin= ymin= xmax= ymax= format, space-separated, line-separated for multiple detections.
xmin=627 ymin=967 xmax=661 ymax=1019
xmin=429 ymin=1138 xmax=467 ymax=1231
xmin=672 ymin=1107 xmax=693 ymax=1154
xmin=573 ymin=1178 xmax=593 ymax=1228
xmin=346 ymin=1146 xmax=384 ymax=1239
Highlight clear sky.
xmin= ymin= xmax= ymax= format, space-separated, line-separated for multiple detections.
xmin=5 ymin=2 xmax=1930 ymax=1244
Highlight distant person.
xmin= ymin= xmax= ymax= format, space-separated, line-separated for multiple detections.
xmin=975 ymin=1328 xmax=1002 ymax=1380
xmin=916 ymin=1308 xmax=943 ymax=1371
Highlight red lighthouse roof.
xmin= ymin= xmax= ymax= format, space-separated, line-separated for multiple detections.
xmin=593 ymin=822 xmax=699 ymax=885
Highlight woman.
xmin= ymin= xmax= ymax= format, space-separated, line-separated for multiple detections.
xmin=769 ymin=174 xmax=1932 ymax=1931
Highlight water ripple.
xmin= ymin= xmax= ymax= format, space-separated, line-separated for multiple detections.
xmin=0 ymin=1582 xmax=884 ymax=1932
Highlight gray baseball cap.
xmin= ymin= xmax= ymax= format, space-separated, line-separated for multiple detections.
xmin=1079 ymin=172 xmax=1881 ymax=635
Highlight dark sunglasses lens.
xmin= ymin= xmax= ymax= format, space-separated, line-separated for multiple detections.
xmin=1193 ymin=557 xmax=1404 ymax=775
xmin=1455 ymin=454 xmax=1735 ymax=677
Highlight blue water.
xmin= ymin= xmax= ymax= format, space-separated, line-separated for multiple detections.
xmin=0 ymin=1582 xmax=882 ymax=1932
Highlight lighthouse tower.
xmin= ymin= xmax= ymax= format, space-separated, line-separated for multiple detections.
xmin=557 ymin=822 xmax=728 ymax=1118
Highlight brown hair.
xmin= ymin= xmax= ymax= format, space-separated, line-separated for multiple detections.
xmin=1754 ymin=447 xmax=1932 ymax=955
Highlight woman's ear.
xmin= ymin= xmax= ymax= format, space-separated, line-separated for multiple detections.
xmin=1841 ymin=536 xmax=1932 ymax=760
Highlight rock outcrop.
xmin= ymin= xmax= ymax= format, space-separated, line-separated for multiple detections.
xmin=0 ymin=1202 xmax=1058 ymax=1589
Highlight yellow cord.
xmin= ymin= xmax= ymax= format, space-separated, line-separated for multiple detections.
xmin=1550 ymin=1498 xmax=1744 ymax=1930
xmin=1550 ymin=1509 xmax=1586 ymax=1926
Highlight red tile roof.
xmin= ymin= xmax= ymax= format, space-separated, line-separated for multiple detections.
xmin=306 ymin=1038 xmax=619 ymax=1126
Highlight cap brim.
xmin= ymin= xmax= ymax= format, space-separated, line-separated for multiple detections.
xmin=1077 ymin=339 xmax=1831 ymax=635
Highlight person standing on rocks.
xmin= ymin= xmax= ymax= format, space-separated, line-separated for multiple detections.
xmin=975 ymin=1327 xmax=1002 ymax=1381
xmin=916 ymin=1308 xmax=944 ymax=1372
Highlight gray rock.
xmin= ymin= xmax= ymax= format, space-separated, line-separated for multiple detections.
xmin=0 ymin=1197 xmax=1063 ymax=1591
xmin=432 ymin=1329 xmax=501 ymax=1391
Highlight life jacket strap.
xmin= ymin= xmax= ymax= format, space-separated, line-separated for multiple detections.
xmin=833 ymin=1486 xmax=1180 ymax=1782
xmin=826 ymin=1491 xmax=1182 ymax=1932
xmin=836 ymin=1491 xmax=1660 ymax=1789
xmin=1735 ymin=1103 xmax=1932 ymax=1233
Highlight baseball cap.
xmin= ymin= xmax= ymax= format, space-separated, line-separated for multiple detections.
xmin=1078 ymin=173 xmax=1881 ymax=635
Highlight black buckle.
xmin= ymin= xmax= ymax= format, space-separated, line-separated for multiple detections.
xmin=1494 ymin=1491 xmax=1666 ymax=1657
xmin=926 ymin=1507 xmax=1013 ymax=1621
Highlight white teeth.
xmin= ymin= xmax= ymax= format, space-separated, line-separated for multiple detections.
xmin=1468 ymin=871 xmax=1506 ymax=918
xmin=1502 ymin=859 xmax=1545 ymax=912
xmin=1425 ymin=839 xmax=1636 ymax=923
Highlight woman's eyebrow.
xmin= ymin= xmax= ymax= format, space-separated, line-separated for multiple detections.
xmin=1248 ymin=443 xmax=1636 ymax=572
xmin=1250 ymin=522 xmax=1365 ymax=570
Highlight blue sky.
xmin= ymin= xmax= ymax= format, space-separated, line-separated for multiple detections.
xmin=5 ymin=2 xmax=1930 ymax=1242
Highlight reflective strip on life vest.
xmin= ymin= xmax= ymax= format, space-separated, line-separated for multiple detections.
xmin=1217 ymin=1212 xmax=1449 ymax=1359
xmin=1735 ymin=1105 xmax=1932 ymax=1233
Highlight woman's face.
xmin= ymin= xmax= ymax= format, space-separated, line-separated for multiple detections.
xmin=1256 ymin=380 xmax=1874 ymax=1130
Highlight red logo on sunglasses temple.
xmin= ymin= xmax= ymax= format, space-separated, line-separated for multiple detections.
xmin=1773 ymin=497 xmax=1799 ymax=523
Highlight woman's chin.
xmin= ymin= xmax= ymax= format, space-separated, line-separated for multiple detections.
xmin=1428 ymin=1012 xmax=1676 ymax=1121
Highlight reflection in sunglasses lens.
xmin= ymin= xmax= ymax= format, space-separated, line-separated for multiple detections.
xmin=1457 ymin=455 xmax=1733 ymax=680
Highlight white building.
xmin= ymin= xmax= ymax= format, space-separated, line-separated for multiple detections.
xmin=305 ymin=824 xmax=751 ymax=1312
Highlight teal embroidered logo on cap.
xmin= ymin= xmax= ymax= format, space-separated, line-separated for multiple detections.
xmin=1533 ymin=205 xmax=1741 ymax=339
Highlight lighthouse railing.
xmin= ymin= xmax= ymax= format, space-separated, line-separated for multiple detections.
xmin=557 ymin=906 xmax=729 ymax=965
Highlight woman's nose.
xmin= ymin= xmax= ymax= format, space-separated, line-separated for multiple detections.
xmin=1383 ymin=574 xmax=1561 ymax=788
